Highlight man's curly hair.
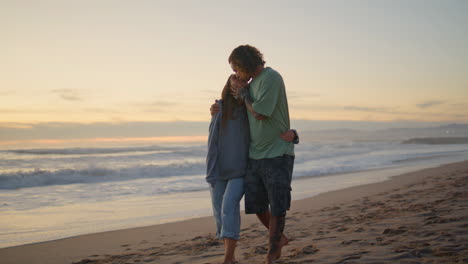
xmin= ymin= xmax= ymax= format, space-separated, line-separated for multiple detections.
xmin=228 ymin=45 xmax=266 ymax=75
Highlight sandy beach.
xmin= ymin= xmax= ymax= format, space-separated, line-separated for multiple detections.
xmin=2 ymin=160 xmax=468 ymax=264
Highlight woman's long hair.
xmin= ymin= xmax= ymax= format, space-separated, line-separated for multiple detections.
xmin=221 ymin=75 xmax=241 ymax=129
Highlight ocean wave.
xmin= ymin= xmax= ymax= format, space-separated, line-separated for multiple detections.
xmin=2 ymin=145 xmax=204 ymax=156
xmin=0 ymin=162 xmax=205 ymax=190
xmin=2 ymin=141 xmax=468 ymax=191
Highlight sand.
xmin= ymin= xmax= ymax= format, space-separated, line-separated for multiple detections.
xmin=1 ymin=161 xmax=468 ymax=264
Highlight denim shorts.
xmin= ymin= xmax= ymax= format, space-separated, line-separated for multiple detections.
xmin=244 ymin=154 xmax=294 ymax=217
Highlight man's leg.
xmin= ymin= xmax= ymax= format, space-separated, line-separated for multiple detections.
xmin=262 ymin=155 xmax=294 ymax=264
xmin=266 ymin=215 xmax=286 ymax=263
xmin=256 ymin=211 xmax=289 ymax=247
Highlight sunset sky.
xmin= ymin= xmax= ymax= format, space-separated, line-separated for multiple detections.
xmin=1 ymin=0 xmax=467 ymax=143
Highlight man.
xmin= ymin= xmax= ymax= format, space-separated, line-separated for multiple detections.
xmin=226 ymin=45 xmax=296 ymax=264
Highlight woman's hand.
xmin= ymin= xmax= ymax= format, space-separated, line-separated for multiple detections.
xmin=280 ymin=129 xmax=298 ymax=143
xmin=280 ymin=130 xmax=295 ymax=142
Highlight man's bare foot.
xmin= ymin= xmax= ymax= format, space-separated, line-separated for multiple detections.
xmin=271 ymin=234 xmax=289 ymax=260
xmin=268 ymin=248 xmax=282 ymax=263
xmin=265 ymin=236 xmax=288 ymax=263
xmin=280 ymin=234 xmax=289 ymax=247
xmin=266 ymin=253 xmax=279 ymax=264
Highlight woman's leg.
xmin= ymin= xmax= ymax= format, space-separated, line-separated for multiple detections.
xmin=220 ymin=177 xmax=245 ymax=263
xmin=223 ymin=238 xmax=237 ymax=264
xmin=209 ymin=180 xmax=227 ymax=239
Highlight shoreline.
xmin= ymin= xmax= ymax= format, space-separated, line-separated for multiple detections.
xmin=1 ymin=160 xmax=467 ymax=263
xmin=2 ymin=154 xmax=466 ymax=250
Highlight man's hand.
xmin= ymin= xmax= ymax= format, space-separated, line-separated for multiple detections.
xmin=254 ymin=114 xmax=266 ymax=120
xmin=229 ymin=75 xmax=267 ymax=121
xmin=210 ymin=100 xmax=220 ymax=116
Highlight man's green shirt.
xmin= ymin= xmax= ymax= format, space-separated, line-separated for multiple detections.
xmin=248 ymin=67 xmax=294 ymax=159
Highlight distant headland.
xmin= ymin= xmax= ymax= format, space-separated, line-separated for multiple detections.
xmin=402 ymin=137 xmax=468 ymax=145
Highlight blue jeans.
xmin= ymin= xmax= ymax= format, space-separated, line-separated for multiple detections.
xmin=209 ymin=177 xmax=245 ymax=240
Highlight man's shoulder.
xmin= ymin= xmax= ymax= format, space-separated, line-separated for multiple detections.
xmin=263 ymin=67 xmax=281 ymax=77
xmin=263 ymin=67 xmax=284 ymax=84
xmin=251 ymin=67 xmax=284 ymax=91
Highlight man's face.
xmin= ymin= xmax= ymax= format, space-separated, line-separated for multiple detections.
xmin=230 ymin=63 xmax=250 ymax=82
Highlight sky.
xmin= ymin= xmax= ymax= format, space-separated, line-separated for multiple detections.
xmin=1 ymin=0 xmax=467 ymax=143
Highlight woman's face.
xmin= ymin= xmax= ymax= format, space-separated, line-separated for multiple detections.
xmin=229 ymin=74 xmax=246 ymax=89
xmin=230 ymin=63 xmax=250 ymax=82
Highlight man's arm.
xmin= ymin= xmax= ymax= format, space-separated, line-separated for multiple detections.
xmin=210 ymin=100 xmax=220 ymax=116
xmin=236 ymin=86 xmax=266 ymax=120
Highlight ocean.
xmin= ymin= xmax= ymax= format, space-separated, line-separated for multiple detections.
xmin=1 ymin=137 xmax=468 ymax=248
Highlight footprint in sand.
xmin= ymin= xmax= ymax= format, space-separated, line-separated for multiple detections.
xmin=383 ymin=227 xmax=408 ymax=236
xmin=72 ymin=259 xmax=98 ymax=264
xmin=321 ymin=206 xmax=341 ymax=212
xmin=142 ymin=246 xmax=160 ymax=252
xmin=288 ymin=245 xmax=319 ymax=258
xmin=336 ymin=227 xmax=349 ymax=232
xmin=354 ymin=227 xmax=365 ymax=232
xmin=337 ymin=251 xmax=369 ymax=262
xmin=341 ymin=239 xmax=361 ymax=245
xmin=254 ymin=245 xmax=268 ymax=254
xmin=192 ymin=253 xmax=224 ymax=260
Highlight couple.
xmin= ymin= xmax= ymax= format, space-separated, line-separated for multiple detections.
xmin=206 ymin=45 xmax=297 ymax=264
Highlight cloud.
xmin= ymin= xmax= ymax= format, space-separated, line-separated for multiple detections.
xmin=84 ymin=108 xmax=123 ymax=114
xmin=288 ymin=91 xmax=321 ymax=100
xmin=52 ymin=89 xmax=83 ymax=101
xmin=0 ymin=122 xmax=34 ymax=129
xmin=292 ymin=104 xmax=414 ymax=116
xmin=131 ymin=100 xmax=178 ymax=113
xmin=0 ymin=108 xmax=50 ymax=114
xmin=0 ymin=90 xmax=14 ymax=96
xmin=0 ymin=109 xmax=23 ymax=113
xmin=343 ymin=106 xmax=398 ymax=113
xmin=449 ymin=102 xmax=468 ymax=109
xmin=201 ymin=89 xmax=219 ymax=94
xmin=417 ymin=100 xmax=444 ymax=109
xmin=149 ymin=100 xmax=177 ymax=107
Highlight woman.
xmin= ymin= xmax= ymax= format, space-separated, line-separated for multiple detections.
xmin=206 ymin=75 xmax=297 ymax=264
